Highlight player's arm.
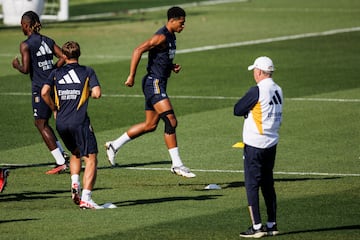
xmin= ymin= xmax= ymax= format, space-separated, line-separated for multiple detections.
xmin=41 ymin=84 xmax=57 ymax=119
xmin=12 ymin=42 xmax=30 ymax=74
xmin=53 ymin=43 xmax=65 ymax=68
xmin=91 ymin=86 xmax=101 ymax=99
xmin=172 ymin=63 xmax=181 ymax=73
xmin=234 ymin=86 xmax=259 ymax=117
xmin=125 ymin=34 xmax=166 ymax=87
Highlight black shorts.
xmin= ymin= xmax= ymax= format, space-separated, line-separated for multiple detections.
xmin=56 ymin=118 xmax=98 ymax=157
xmin=32 ymin=86 xmax=52 ymax=120
xmin=142 ymin=74 xmax=168 ymax=111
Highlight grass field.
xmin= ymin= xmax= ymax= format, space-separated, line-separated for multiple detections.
xmin=0 ymin=0 xmax=359 ymax=239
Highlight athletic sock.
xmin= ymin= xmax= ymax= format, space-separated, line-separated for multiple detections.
xmin=267 ymin=222 xmax=276 ymax=228
xmin=56 ymin=141 xmax=65 ymax=154
xmin=253 ymin=223 xmax=262 ymax=230
xmin=169 ymin=147 xmax=183 ymax=167
xmin=81 ymin=189 xmax=92 ymax=202
xmin=71 ymin=174 xmax=80 ymax=185
xmin=112 ymin=132 xmax=131 ymax=150
xmin=51 ymin=148 xmax=66 ymax=165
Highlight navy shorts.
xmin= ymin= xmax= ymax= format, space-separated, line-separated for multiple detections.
xmin=142 ymin=74 xmax=168 ymax=111
xmin=56 ymin=118 xmax=98 ymax=157
xmin=32 ymin=86 xmax=52 ymax=120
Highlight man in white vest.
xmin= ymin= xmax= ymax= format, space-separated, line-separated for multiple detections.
xmin=234 ymin=56 xmax=283 ymax=238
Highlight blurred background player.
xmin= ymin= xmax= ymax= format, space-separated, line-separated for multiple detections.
xmin=105 ymin=6 xmax=195 ymax=178
xmin=12 ymin=11 xmax=68 ymax=174
xmin=0 ymin=168 xmax=9 ymax=193
xmin=234 ymin=56 xmax=283 ymax=238
xmin=41 ymin=41 xmax=103 ymax=209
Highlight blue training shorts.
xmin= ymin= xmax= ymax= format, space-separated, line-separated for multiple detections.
xmin=142 ymin=74 xmax=169 ymax=111
xmin=32 ymin=86 xmax=52 ymax=120
xmin=56 ymin=118 xmax=98 ymax=157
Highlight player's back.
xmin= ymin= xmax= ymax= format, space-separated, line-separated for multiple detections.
xmin=52 ymin=63 xmax=99 ymax=125
xmin=25 ymin=33 xmax=56 ymax=88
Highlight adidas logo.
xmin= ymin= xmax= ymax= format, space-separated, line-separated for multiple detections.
xmin=36 ymin=41 xmax=53 ymax=56
xmin=58 ymin=69 xmax=81 ymax=84
xmin=269 ymin=90 xmax=282 ymax=105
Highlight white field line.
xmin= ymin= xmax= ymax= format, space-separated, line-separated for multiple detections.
xmin=2 ymin=27 xmax=360 ymax=60
xmin=69 ymin=0 xmax=248 ymax=21
xmin=1 ymin=163 xmax=358 ymax=177
xmin=0 ymin=92 xmax=358 ymax=103
xmin=176 ymin=27 xmax=360 ymax=54
xmin=124 ymin=167 xmax=360 ymax=177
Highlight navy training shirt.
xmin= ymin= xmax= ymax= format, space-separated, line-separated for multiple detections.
xmin=147 ymin=26 xmax=176 ymax=80
xmin=45 ymin=63 xmax=100 ymax=125
xmin=24 ymin=33 xmax=56 ymax=89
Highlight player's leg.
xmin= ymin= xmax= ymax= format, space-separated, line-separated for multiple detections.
xmin=35 ymin=118 xmax=67 ymax=174
xmin=33 ymin=91 xmax=67 ymax=173
xmin=153 ymin=98 xmax=177 ymax=148
xmin=154 ymin=99 xmax=195 ymax=178
xmin=81 ymin=153 xmax=97 ymax=192
xmin=261 ymin=145 xmax=279 ymax=236
xmin=127 ymin=110 xmax=160 ymax=138
xmin=79 ymin=153 xmax=102 ymax=209
xmin=240 ymin=145 xmax=266 ymax=238
xmin=69 ymin=152 xmax=81 ymax=205
xmin=105 ymin=110 xmax=160 ymax=166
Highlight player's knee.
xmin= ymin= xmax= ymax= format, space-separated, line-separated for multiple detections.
xmin=34 ymin=119 xmax=46 ymax=130
xmin=160 ymin=110 xmax=177 ymax=134
xmin=144 ymin=123 xmax=157 ymax=133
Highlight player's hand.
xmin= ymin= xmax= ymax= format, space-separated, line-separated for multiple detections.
xmin=125 ymin=76 xmax=135 ymax=87
xmin=12 ymin=56 xmax=20 ymax=69
xmin=173 ymin=64 xmax=181 ymax=73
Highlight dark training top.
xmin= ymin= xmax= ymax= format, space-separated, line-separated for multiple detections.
xmin=45 ymin=63 xmax=100 ymax=125
xmin=147 ymin=26 xmax=176 ymax=80
xmin=24 ymin=33 xmax=56 ymax=89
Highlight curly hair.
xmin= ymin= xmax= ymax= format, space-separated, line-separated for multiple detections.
xmin=22 ymin=11 xmax=42 ymax=33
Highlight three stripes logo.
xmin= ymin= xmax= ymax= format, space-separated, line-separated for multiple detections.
xmin=58 ymin=69 xmax=81 ymax=84
xmin=269 ymin=90 xmax=282 ymax=105
xmin=36 ymin=41 xmax=53 ymax=56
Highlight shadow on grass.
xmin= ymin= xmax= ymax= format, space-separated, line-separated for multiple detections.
xmin=192 ymin=177 xmax=342 ymax=190
xmin=281 ymin=225 xmax=360 ymax=235
xmin=0 ymin=218 xmax=39 ymax=225
xmin=0 ymin=189 xmax=69 ymax=202
xmin=98 ymin=160 xmax=171 ymax=170
xmin=0 ymin=187 xmax=110 ymax=203
xmin=114 ymin=194 xmax=222 ymax=207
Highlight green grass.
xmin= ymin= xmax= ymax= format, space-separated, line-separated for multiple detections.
xmin=1 ymin=0 xmax=360 ymax=239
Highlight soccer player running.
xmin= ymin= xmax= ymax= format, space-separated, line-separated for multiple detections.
xmin=105 ymin=6 xmax=195 ymax=178
xmin=12 ymin=11 xmax=68 ymax=174
xmin=41 ymin=41 xmax=103 ymax=209
xmin=234 ymin=57 xmax=283 ymax=238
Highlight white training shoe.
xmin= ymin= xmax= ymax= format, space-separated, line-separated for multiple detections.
xmin=171 ymin=165 xmax=196 ymax=178
xmin=79 ymin=199 xmax=104 ymax=210
xmin=105 ymin=142 xmax=117 ymax=166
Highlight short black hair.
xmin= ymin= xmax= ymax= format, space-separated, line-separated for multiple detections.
xmin=167 ymin=6 xmax=186 ymax=20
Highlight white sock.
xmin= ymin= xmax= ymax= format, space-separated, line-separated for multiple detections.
xmin=71 ymin=174 xmax=80 ymax=185
xmin=112 ymin=132 xmax=131 ymax=150
xmin=81 ymin=189 xmax=92 ymax=202
xmin=253 ymin=223 xmax=262 ymax=230
xmin=169 ymin=147 xmax=183 ymax=167
xmin=51 ymin=148 xmax=65 ymax=165
xmin=56 ymin=141 xmax=65 ymax=153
